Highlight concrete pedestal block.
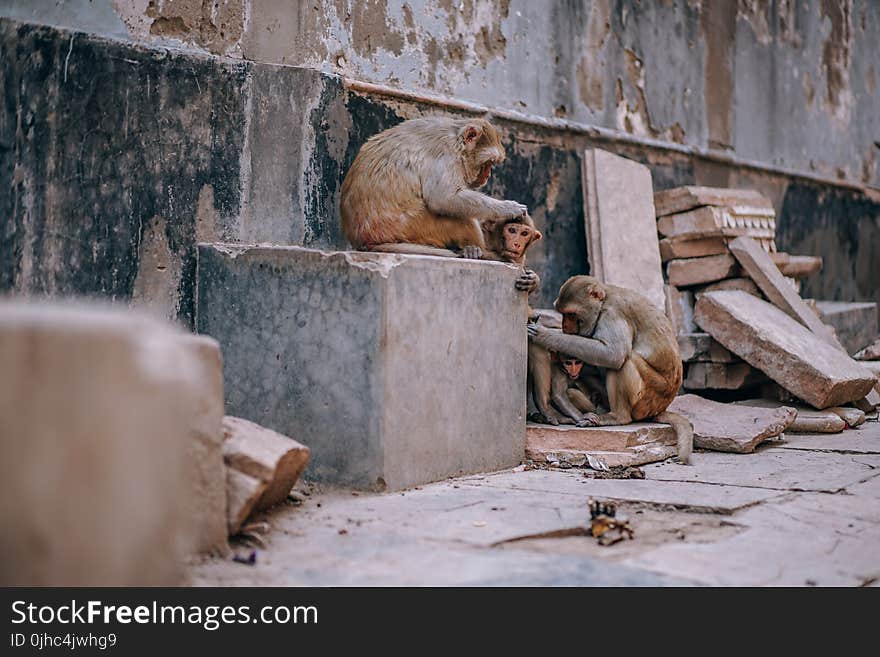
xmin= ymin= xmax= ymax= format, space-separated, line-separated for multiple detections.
xmin=197 ymin=245 xmax=528 ymax=491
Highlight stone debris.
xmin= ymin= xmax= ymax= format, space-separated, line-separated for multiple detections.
xmin=771 ymin=253 xmax=823 ymax=279
xmin=694 ymin=291 xmax=875 ymax=408
xmin=815 ymin=301 xmax=878 ymax=355
xmin=526 ymin=422 xmax=678 ymax=468
xmin=668 ymin=394 xmax=795 ymax=453
xmin=683 ymin=361 xmax=766 ymax=390
xmin=653 ymin=186 xmax=775 ymax=218
xmin=667 ymin=253 xmax=741 ymax=287
xmin=728 ymin=237 xmax=841 ymax=349
xmin=694 ymin=277 xmax=762 ymax=299
xmin=854 ymin=339 xmax=880 ymax=361
xmin=657 ymin=205 xmax=775 ymax=242
xmin=659 ymin=235 xmax=728 ymax=262
xmin=827 ymin=407 xmax=866 ymax=428
xmin=677 ymin=332 xmax=736 ymax=363
xmin=223 ymin=415 xmax=310 ymax=534
xmin=664 ymin=284 xmax=696 ymax=334
xmin=735 ymin=399 xmax=847 ymax=433
xmin=582 ymin=149 xmax=665 ymax=311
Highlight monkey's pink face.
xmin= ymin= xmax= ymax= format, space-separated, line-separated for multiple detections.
xmin=502 ymin=223 xmax=541 ymax=260
xmin=562 ymin=358 xmax=583 ymax=380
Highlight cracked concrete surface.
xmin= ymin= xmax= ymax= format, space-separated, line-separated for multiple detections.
xmin=190 ymin=419 xmax=880 ymax=586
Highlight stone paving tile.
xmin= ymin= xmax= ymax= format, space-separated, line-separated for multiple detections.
xmin=777 ymin=427 xmax=880 ymax=454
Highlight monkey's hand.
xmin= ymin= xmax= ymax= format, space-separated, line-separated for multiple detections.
xmin=515 ymin=269 xmax=540 ymax=293
xmin=577 ymin=413 xmax=601 ymax=427
xmin=459 ymin=245 xmax=483 ymax=259
xmin=497 ymin=200 xmax=528 ymax=220
xmin=526 ymin=321 xmax=560 ymax=347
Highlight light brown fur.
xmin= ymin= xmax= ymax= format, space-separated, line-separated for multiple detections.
xmin=527 ymin=275 xmax=693 ymax=464
xmin=340 ymin=116 xmax=526 ymax=255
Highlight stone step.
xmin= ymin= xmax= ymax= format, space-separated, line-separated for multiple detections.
xmin=525 ymin=422 xmax=678 ymax=468
xmin=196 ymin=243 xmax=528 ymax=491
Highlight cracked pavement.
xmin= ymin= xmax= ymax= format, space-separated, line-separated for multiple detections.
xmin=191 ymin=419 xmax=880 ymax=587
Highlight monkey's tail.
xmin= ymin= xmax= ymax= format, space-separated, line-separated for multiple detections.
xmin=655 ymin=411 xmax=693 ymax=465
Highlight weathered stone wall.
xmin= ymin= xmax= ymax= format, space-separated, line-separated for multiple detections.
xmin=3 ymin=0 xmax=878 ymax=188
xmin=1 ymin=13 xmax=878 ymax=322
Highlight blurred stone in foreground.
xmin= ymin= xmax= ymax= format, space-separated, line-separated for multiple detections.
xmin=0 ymin=301 xmax=226 ymax=585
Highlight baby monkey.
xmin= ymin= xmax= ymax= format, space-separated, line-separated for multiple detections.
xmin=549 ymin=352 xmax=607 ymax=425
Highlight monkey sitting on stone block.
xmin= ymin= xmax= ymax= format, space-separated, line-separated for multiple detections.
xmin=527 ymin=275 xmax=693 ymax=464
xmin=340 ymin=116 xmax=539 ymax=292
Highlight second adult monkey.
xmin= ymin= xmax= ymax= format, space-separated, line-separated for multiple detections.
xmin=340 ymin=116 xmax=527 ymax=259
xmin=527 ymin=276 xmax=693 ymax=464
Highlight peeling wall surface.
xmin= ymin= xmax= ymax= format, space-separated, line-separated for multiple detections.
xmin=1 ymin=3 xmax=879 ymax=319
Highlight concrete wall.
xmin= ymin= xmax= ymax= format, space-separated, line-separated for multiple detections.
xmin=1 ymin=9 xmax=878 ymax=321
xmin=3 ymin=0 xmax=878 ymax=188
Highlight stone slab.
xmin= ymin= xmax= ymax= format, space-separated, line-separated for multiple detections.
xmin=653 ymin=186 xmax=775 ymax=217
xmin=683 ymin=361 xmax=765 ymax=390
xmin=659 ymin=236 xmax=728 ymax=262
xmin=816 ymin=300 xmax=878 ymax=355
xmin=779 ymin=431 xmax=880 ymax=455
xmin=728 ymin=236 xmax=841 ymax=348
xmin=226 ymin=468 xmax=266 ymax=536
xmin=664 ymin=284 xmax=696 ymax=334
xmin=694 ymin=291 xmax=875 ymax=408
xmin=197 ymin=244 xmax=527 ymax=491
xmin=526 ymin=422 xmax=677 ymax=467
xmin=855 ymin=339 xmax=880 ymax=361
xmin=666 ymin=253 xmax=741 ymax=287
xmin=457 ymin=468 xmax=782 ymax=513
xmin=694 ymin=277 xmax=762 ymax=299
xmin=582 ymin=149 xmax=664 ymax=311
xmin=828 ymin=406 xmax=866 ymax=428
xmin=677 ymin=332 xmax=736 ymax=363
xmin=0 ymin=302 xmax=204 ymax=585
xmin=222 ymin=415 xmax=310 ymax=510
xmin=643 ymin=447 xmax=880 ymax=492
xmin=657 ymin=205 xmax=775 ymax=240
xmin=771 ymin=253 xmax=823 ymax=278
xmin=668 ymin=394 xmax=795 ymax=453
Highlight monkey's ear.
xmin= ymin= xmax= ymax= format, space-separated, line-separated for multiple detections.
xmin=533 ymin=230 xmax=542 ymax=242
xmin=460 ymin=123 xmax=483 ymax=146
xmin=588 ymin=284 xmax=606 ymax=302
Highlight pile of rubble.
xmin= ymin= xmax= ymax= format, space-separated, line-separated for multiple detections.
xmin=528 ymin=149 xmax=879 ymax=468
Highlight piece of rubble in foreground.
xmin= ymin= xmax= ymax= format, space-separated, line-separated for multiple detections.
xmin=735 ymin=400 xmax=846 ymax=433
xmin=668 ymin=394 xmax=795 ymax=453
xmin=525 ymin=422 xmax=678 ymax=468
xmin=222 ymin=415 xmax=310 ymax=535
xmin=694 ymin=290 xmax=875 ymax=409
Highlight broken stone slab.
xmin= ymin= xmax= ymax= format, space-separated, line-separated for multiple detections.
xmin=771 ymin=253 xmax=823 ymax=278
xmin=197 ymin=244 xmax=527 ymax=491
xmin=653 ymin=186 xmax=775 ymax=217
xmin=226 ymin=468 xmax=266 ymax=536
xmin=525 ymin=422 xmax=678 ymax=467
xmin=828 ymin=407 xmax=866 ymax=428
xmin=683 ymin=361 xmax=765 ymax=390
xmin=582 ymin=149 xmax=665 ymax=311
xmin=815 ymin=301 xmax=878 ymax=355
xmin=677 ymin=333 xmax=736 ymax=363
xmin=735 ymin=399 xmax=846 ymax=433
xmin=668 ymin=394 xmax=795 ymax=453
xmin=659 ymin=235 xmax=729 ymax=262
xmin=853 ymin=391 xmax=880 ymax=413
xmin=667 ymin=253 xmax=741 ymax=287
xmin=222 ymin=415 xmax=310 ymax=511
xmin=694 ymin=277 xmax=762 ymax=299
xmin=855 ymin=339 xmax=880 ymax=361
xmin=664 ymin=285 xmax=696 ymax=334
xmin=0 ymin=301 xmax=209 ymax=585
xmin=728 ymin=236 xmax=841 ymax=349
xmin=694 ymin=291 xmax=875 ymax=409
xmin=657 ymin=205 xmax=775 ymax=240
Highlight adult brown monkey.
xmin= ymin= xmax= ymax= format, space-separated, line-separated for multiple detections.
xmin=527 ymin=275 xmax=693 ymax=464
xmin=341 ymin=116 xmax=526 ymax=260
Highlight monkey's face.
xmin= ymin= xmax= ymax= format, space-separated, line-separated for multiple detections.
xmin=459 ymin=120 xmax=505 ymax=189
xmin=556 ymin=276 xmax=606 ymax=337
xmin=561 ymin=357 xmax=584 ymax=380
xmin=502 ymin=222 xmax=541 ymax=261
